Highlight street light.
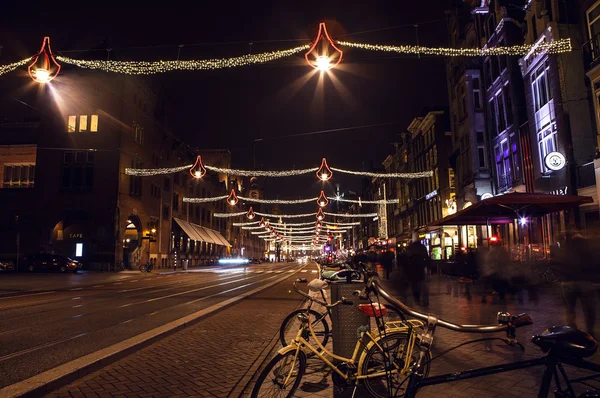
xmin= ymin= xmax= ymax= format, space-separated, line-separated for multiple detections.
xmin=315 ymin=55 xmax=331 ymax=71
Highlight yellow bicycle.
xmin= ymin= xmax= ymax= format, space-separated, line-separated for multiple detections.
xmin=251 ymin=284 xmax=430 ymax=397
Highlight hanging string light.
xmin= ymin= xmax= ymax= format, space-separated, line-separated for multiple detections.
xmin=190 ymin=156 xmax=207 ymax=179
xmin=28 ymin=37 xmax=61 ymax=83
xmin=241 ymin=225 xmax=264 ymax=230
xmin=255 ymin=211 xmax=316 ymax=219
xmin=246 ymin=207 xmax=256 ymax=220
xmin=184 ymin=195 xmax=228 ymax=203
xmin=226 ymin=189 xmax=239 ymax=206
xmin=324 ymin=212 xmax=377 ymax=218
xmin=316 ymin=158 xmax=333 ymax=181
xmin=316 ymin=208 xmax=325 ymax=221
xmin=238 ymin=195 xmax=317 ymax=204
xmin=0 ymin=58 xmax=32 ymax=77
xmin=336 ymin=38 xmax=572 ymax=57
xmin=56 ymin=45 xmax=309 ymax=75
xmin=324 ymin=221 xmax=361 ymax=226
xmin=206 ymin=165 xmax=317 ymax=177
xmin=214 ymin=211 xmax=246 ymax=218
xmin=126 ymin=164 xmax=189 ymax=177
xmin=232 ymin=221 xmax=260 ymax=226
xmin=305 ymin=22 xmax=343 ymax=71
xmin=330 ymin=167 xmax=432 ymax=178
xmin=317 ymin=191 xmax=329 ymax=207
xmin=258 ymin=217 xmax=266 ymax=227
xmin=329 ymin=196 xmax=399 ymax=204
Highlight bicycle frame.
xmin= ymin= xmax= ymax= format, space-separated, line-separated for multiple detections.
xmin=278 ymin=310 xmax=422 ymax=383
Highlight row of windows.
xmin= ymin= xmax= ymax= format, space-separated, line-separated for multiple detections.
xmin=3 ymin=164 xmax=35 ymax=188
xmin=67 ymin=115 xmax=99 ymax=133
xmin=495 ymin=135 xmax=521 ymax=189
xmin=489 ymin=84 xmax=512 ymax=136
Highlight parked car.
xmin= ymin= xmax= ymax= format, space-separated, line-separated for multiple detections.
xmin=22 ymin=254 xmax=82 ymax=273
xmin=0 ymin=260 xmax=15 ymax=272
xmin=250 ymin=259 xmax=262 ymax=264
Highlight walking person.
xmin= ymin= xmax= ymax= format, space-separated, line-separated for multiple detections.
xmin=556 ymin=229 xmax=600 ymax=338
xmin=379 ymin=249 xmax=394 ymax=280
xmin=405 ymin=239 xmax=429 ymax=307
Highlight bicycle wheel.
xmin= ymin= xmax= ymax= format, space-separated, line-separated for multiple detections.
xmin=361 ymin=332 xmax=431 ymax=398
xmin=544 ymin=270 xmax=559 ymax=283
xmin=279 ymin=309 xmax=330 ymax=348
xmin=251 ymin=350 xmax=306 ymax=398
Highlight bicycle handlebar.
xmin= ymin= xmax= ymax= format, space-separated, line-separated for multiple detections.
xmin=369 ymin=276 xmax=531 ymax=334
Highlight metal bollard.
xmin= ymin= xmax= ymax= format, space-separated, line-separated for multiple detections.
xmin=330 ymin=279 xmax=369 ymax=397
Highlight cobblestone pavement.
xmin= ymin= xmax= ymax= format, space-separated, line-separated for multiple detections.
xmin=47 ymin=269 xmax=600 ymax=398
xmin=274 ymin=274 xmax=600 ymax=398
xmin=47 ymin=269 xmax=312 ymax=398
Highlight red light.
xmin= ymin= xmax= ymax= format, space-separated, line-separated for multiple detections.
xmin=489 ymin=236 xmax=498 ymax=242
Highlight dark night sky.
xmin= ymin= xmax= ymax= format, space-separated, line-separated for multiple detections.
xmin=0 ymin=1 xmax=452 ymax=197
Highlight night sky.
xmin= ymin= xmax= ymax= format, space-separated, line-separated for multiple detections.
xmin=1 ymin=1 xmax=452 ymax=197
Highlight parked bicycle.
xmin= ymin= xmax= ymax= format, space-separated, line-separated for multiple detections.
xmin=253 ymin=271 xmax=428 ymax=398
xmin=367 ymin=274 xmax=600 ymax=397
xmin=535 ymin=265 xmax=559 ymax=283
xmin=279 ymin=269 xmax=403 ymax=349
xmin=139 ymin=263 xmax=153 ymax=273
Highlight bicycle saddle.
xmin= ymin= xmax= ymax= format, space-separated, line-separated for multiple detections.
xmin=531 ymin=326 xmax=597 ymax=358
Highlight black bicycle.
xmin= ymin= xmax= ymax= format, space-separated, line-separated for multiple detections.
xmin=139 ymin=263 xmax=153 ymax=273
xmin=366 ymin=275 xmax=600 ymax=397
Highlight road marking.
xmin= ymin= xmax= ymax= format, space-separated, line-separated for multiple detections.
xmin=72 ymin=305 xmax=83 ymax=308
xmin=119 ymin=286 xmax=149 ymax=293
xmin=129 ymin=280 xmax=138 ymax=283
xmin=72 ymin=314 xmax=84 ymax=318
xmin=0 ymin=291 xmax=56 ymax=300
xmin=311 ymin=270 xmax=318 ymax=273
xmin=92 ymin=285 xmax=104 ymax=288
xmin=0 ymin=333 xmax=87 ymax=362
xmin=301 ymin=270 xmax=307 ymax=273
xmin=69 ymin=288 xmax=83 ymax=291
xmin=120 ymin=319 xmax=133 ymax=324
xmin=71 ymin=297 xmax=81 ymax=300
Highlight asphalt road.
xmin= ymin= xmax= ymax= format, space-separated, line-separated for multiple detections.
xmin=0 ymin=262 xmax=304 ymax=389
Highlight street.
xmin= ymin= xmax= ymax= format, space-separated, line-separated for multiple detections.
xmin=0 ymin=262 xmax=305 ymax=391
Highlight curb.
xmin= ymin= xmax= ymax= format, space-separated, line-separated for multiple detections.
xmin=0 ymin=267 xmax=302 ymax=398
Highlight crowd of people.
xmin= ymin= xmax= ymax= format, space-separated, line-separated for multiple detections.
xmin=351 ymin=229 xmax=600 ymax=338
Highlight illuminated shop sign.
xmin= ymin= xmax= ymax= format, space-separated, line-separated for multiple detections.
xmin=425 ymin=190 xmax=437 ymax=200
xmin=544 ymin=152 xmax=566 ymax=171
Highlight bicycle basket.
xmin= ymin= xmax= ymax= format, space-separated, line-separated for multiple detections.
xmin=358 ymin=303 xmax=388 ymax=317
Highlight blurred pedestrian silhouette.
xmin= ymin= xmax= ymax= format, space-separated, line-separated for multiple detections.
xmin=555 ymin=228 xmax=600 ymax=338
xmin=379 ymin=249 xmax=394 ymax=280
xmin=403 ymin=239 xmax=430 ymax=307
xmin=481 ymin=238 xmax=510 ymax=301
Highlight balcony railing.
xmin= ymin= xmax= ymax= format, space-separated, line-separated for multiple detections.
xmin=583 ymin=33 xmax=600 ymax=71
xmin=577 ymin=162 xmax=596 ymax=188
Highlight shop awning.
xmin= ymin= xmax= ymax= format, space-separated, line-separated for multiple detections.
xmin=430 ymin=192 xmax=593 ymax=226
xmin=173 ymin=218 xmax=231 ymax=247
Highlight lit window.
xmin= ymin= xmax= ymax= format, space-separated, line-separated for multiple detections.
xmin=90 ymin=115 xmax=99 ymax=132
xmin=79 ymin=115 xmax=88 ymax=132
xmin=68 ymin=116 xmax=76 ymax=132
xmin=75 ymin=243 xmax=83 ymax=257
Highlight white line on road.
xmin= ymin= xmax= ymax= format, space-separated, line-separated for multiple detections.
xmin=92 ymin=285 xmax=104 ymax=288
xmin=72 ymin=305 xmax=83 ymax=308
xmin=0 ymin=291 xmax=56 ymax=300
xmin=71 ymin=297 xmax=81 ymax=300
xmin=129 ymin=280 xmax=138 ymax=283
xmin=69 ymin=288 xmax=83 ymax=291
xmin=311 ymin=270 xmax=318 ymax=273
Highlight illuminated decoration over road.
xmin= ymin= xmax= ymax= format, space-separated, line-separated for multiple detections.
xmin=232 ymin=221 xmax=259 ymax=226
xmin=316 ymin=208 xmax=325 ymax=221
xmin=305 ymin=22 xmax=343 ymax=71
xmin=214 ymin=211 xmax=246 ymax=218
xmin=336 ymin=38 xmax=572 ymax=57
xmin=238 ymin=195 xmax=317 ymax=204
xmin=56 ymin=45 xmax=309 ymax=75
xmin=240 ymin=225 xmax=265 ymax=230
xmin=190 ymin=156 xmax=207 ymax=179
xmin=206 ymin=165 xmax=318 ymax=177
xmin=330 ymin=196 xmax=399 ymax=204
xmin=316 ymin=158 xmax=333 ymax=181
xmin=256 ymin=211 xmax=317 ymax=219
xmin=330 ymin=167 xmax=432 ymax=178
xmin=324 ymin=212 xmax=377 ymax=218
xmin=183 ymin=195 xmax=228 ymax=203
xmin=246 ymin=207 xmax=256 ymax=220
xmin=0 ymin=58 xmax=32 ymax=77
xmin=317 ymin=191 xmax=329 ymax=207
xmin=28 ymin=37 xmax=61 ymax=83
xmin=227 ymin=189 xmax=239 ymax=206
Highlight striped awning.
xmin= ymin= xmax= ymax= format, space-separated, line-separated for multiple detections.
xmin=173 ymin=218 xmax=231 ymax=247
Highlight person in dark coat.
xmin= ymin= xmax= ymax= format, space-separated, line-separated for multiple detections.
xmin=379 ymin=249 xmax=394 ymax=280
xmin=405 ymin=240 xmax=430 ymax=306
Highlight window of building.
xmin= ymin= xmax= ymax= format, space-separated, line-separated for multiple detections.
xmin=510 ymin=134 xmax=521 ymax=180
xmin=489 ymin=100 xmax=497 ymax=136
xmin=151 ymin=183 xmax=160 ymax=198
xmin=67 ymin=114 xmax=98 ymax=133
xmin=201 ymin=208 xmax=206 ymax=222
xmin=531 ymin=16 xmax=538 ymax=40
xmin=449 ymin=169 xmax=455 ymax=189
xmin=162 ymin=204 xmax=170 ymax=220
xmin=163 ymin=177 xmax=170 ymax=192
xmin=587 ymin=1 xmax=600 ymax=39
xmin=174 ymin=172 xmax=180 ymax=185
xmin=472 ymin=77 xmax=482 ymax=109
xmin=129 ymin=159 xmax=142 ymax=197
xmin=62 ymin=151 xmax=95 ymax=191
xmin=173 ymin=192 xmax=179 ymax=212
xmin=538 ymin=123 xmax=558 ymax=172
xmin=458 ymin=84 xmax=466 ymax=118
xmin=502 ymin=140 xmax=512 ymax=186
xmin=532 ymin=64 xmax=552 ymax=111
xmin=478 ymin=147 xmax=486 ymax=168
xmin=68 ymin=115 xmax=76 ymax=132
xmin=477 ymin=131 xmax=484 ymax=143
xmin=497 ymin=92 xmax=507 ymax=133
xmin=2 ymin=164 xmax=35 ymax=188
xmin=132 ymin=121 xmax=144 ymax=146
xmin=79 ymin=115 xmax=88 ymax=132
xmin=495 ymin=145 xmax=504 ymax=187
xmin=503 ymin=84 xmax=513 ymax=126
